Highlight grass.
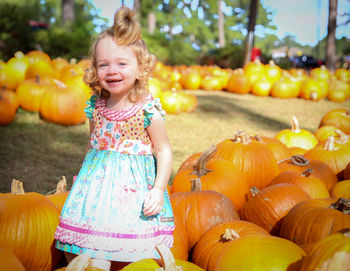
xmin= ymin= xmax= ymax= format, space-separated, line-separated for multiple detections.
xmin=1 ymin=90 xmax=349 ymax=194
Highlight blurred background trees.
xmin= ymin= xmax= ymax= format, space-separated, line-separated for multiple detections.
xmin=0 ymin=0 xmax=349 ymax=69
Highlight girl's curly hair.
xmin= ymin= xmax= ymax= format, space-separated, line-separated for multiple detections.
xmin=84 ymin=7 xmax=156 ymax=102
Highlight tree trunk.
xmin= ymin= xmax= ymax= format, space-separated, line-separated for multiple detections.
xmin=218 ymin=0 xmax=225 ymax=48
xmin=62 ymin=0 xmax=75 ymax=26
xmin=244 ymin=0 xmax=258 ymax=66
xmin=148 ymin=12 xmax=156 ymax=34
xmin=326 ymin=0 xmax=338 ymax=72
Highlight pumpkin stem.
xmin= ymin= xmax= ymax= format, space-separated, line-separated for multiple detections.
xmin=301 ymin=168 xmax=314 ymax=177
xmin=252 ymin=134 xmax=263 ymax=143
xmin=191 ymin=145 xmax=216 ymax=177
xmin=278 ymin=155 xmax=309 ymax=166
xmin=335 ymin=129 xmax=349 ymax=145
xmin=66 ymin=254 xmax=90 ymax=271
xmin=35 ymin=74 xmax=41 ymax=84
xmin=221 ymin=229 xmax=240 ymax=242
xmin=291 ymin=116 xmax=301 ymax=133
xmin=11 ymin=179 xmax=25 ymax=195
xmin=249 ymin=186 xmax=260 ymax=197
xmin=52 ymin=79 xmax=67 ymax=88
xmin=46 ymin=176 xmax=68 ymax=195
xmin=324 ymin=136 xmax=337 ymax=151
xmin=190 ymin=178 xmax=202 ymax=192
xmin=233 ymin=131 xmax=251 ymax=144
xmin=155 ymin=244 xmax=182 ymax=271
xmin=330 ymin=198 xmax=350 ymax=215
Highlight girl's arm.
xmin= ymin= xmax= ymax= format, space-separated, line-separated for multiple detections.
xmin=143 ymin=108 xmax=172 ymax=216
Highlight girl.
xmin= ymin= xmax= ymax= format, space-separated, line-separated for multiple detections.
xmin=54 ymin=7 xmax=175 ymax=271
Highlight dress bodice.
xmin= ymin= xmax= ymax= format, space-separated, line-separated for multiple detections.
xmin=85 ymin=95 xmax=165 ymax=155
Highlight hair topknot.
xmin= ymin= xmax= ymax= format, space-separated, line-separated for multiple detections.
xmin=113 ymin=7 xmax=141 ymax=46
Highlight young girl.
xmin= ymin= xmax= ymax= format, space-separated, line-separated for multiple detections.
xmin=54 ymin=7 xmax=175 ymax=270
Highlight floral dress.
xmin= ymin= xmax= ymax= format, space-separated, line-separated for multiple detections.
xmin=54 ymin=95 xmax=175 ymax=262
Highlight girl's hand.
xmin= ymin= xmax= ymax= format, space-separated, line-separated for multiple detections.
xmin=143 ymin=187 xmax=164 ymax=216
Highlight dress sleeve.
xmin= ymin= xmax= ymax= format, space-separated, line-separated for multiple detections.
xmin=84 ymin=95 xmax=98 ymax=120
xmin=144 ymin=98 xmax=166 ymax=128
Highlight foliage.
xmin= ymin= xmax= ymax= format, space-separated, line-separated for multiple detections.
xmin=0 ymin=0 xmax=104 ymax=61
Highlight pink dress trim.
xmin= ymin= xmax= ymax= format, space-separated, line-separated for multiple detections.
xmin=96 ymin=95 xmax=152 ymax=121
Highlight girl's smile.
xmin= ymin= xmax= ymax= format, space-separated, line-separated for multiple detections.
xmin=96 ymin=36 xmax=139 ymax=102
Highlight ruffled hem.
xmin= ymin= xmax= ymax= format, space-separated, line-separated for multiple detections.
xmin=143 ymin=98 xmax=166 ymax=128
xmin=55 ymin=218 xmax=175 ymax=252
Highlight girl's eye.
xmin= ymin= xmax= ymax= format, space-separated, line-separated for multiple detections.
xmin=98 ymin=63 xmax=107 ymax=67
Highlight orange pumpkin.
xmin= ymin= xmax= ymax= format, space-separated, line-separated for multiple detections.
xmin=180 ymin=72 xmax=201 ymax=90
xmin=299 ymin=78 xmax=324 ymax=101
xmin=0 ymin=179 xmax=61 ymax=271
xmin=275 ymin=116 xmax=318 ymax=150
xmin=310 ymin=65 xmax=331 ymax=82
xmin=345 ymin=162 xmax=350 ymax=179
xmin=300 ymin=229 xmax=350 ymax=271
xmin=214 ymin=235 xmax=306 ymax=271
xmin=25 ymin=60 xmax=56 ymax=81
xmin=334 ymin=68 xmax=350 ymax=82
xmin=212 ymin=131 xmax=279 ymax=189
xmin=170 ymin=179 xmax=239 ymax=249
xmin=330 ymin=179 xmax=350 ymax=199
xmin=319 ymin=108 xmax=350 ymax=134
xmin=192 ymin=220 xmax=270 ymax=271
xmin=278 ymin=155 xmax=338 ymax=191
xmin=225 ymin=68 xmax=251 ymax=94
xmin=39 ymin=80 xmax=87 ymax=125
xmin=0 ymin=94 xmax=16 ymax=125
xmin=176 ymin=152 xmax=203 ymax=174
xmin=304 ymin=136 xmax=350 ymax=177
xmin=279 ymin=198 xmax=350 ymax=246
xmin=16 ymin=76 xmax=52 ymax=112
xmin=0 ymin=87 xmax=19 ymax=111
xmin=170 ymin=214 xmax=189 ymax=260
xmin=252 ymin=135 xmax=292 ymax=162
xmin=241 ymin=183 xmax=310 ymax=235
xmin=270 ymin=76 xmax=300 ymax=98
xmin=270 ymin=168 xmax=330 ymax=199
xmin=26 ymin=50 xmax=51 ymax=64
xmin=171 ymin=146 xmax=249 ymax=212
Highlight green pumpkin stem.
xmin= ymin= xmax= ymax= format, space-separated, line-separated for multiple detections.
xmin=191 ymin=145 xmax=216 ymax=177
xmin=11 ymin=179 xmax=25 ymax=195
xmin=330 ymin=198 xmax=350 ymax=215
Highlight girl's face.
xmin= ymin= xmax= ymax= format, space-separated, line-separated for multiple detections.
xmin=96 ymin=36 xmax=139 ymax=98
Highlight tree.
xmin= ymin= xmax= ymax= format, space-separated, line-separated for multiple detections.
xmin=62 ymin=0 xmax=75 ymax=26
xmin=326 ymin=0 xmax=338 ymax=72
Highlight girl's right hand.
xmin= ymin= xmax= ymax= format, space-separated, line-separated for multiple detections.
xmin=143 ymin=187 xmax=164 ymax=216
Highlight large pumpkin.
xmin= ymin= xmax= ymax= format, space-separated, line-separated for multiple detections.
xmin=279 ymin=198 xmax=350 ymax=246
xmin=300 ymin=229 xmax=350 ymax=271
xmin=170 ymin=179 xmax=239 ymax=249
xmin=330 ymin=180 xmax=350 ymax=199
xmin=0 ymin=179 xmax=61 ymax=271
xmin=171 ymin=146 xmax=249 ymax=212
xmin=192 ymin=220 xmax=270 ymax=271
xmin=240 ymin=183 xmax=310 ymax=235
xmin=212 ymin=131 xmax=279 ymax=189
xmin=39 ymin=79 xmax=87 ymax=125
xmin=214 ymin=235 xmax=306 ymax=271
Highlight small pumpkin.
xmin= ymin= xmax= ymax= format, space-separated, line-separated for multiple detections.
xmin=277 ymin=155 xmax=338 ymax=191
xmin=171 ymin=145 xmax=249 ymax=211
xmin=330 ymin=179 xmax=350 ymax=199
xmin=241 ymin=183 xmax=310 ymax=235
xmin=192 ymin=220 xmax=270 ymax=271
xmin=0 ymin=94 xmax=16 ymax=125
xmin=270 ymin=168 xmax=330 ymax=199
xmin=170 ymin=179 xmax=239 ymax=249
xmin=274 ymin=116 xmax=318 ymax=150
xmin=319 ymin=108 xmax=350 ymax=134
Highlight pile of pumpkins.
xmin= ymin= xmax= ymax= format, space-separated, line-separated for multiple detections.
xmin=0 ymin=107 xmax=349 ymax=270
xmin=0 ymin=50 xmax=199 ymax=126
xmin=152 ymin=59 xmax=350 ymax=103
